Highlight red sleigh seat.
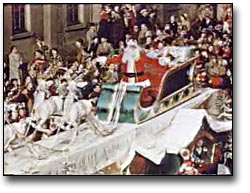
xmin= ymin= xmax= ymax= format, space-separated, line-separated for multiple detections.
xmin=140 ymin=63 xmax=169 ymax=107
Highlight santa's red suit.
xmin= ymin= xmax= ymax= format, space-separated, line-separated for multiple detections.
xmin=107 ymin=51 xmax=160 ymax=88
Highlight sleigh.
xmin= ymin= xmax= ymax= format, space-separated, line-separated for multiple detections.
xmin=97 ymin=46 xmax=199 ymax=124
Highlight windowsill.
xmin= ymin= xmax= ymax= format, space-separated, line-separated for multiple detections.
xmin=11 ymin=31 xmax=34 ymax=41
xmin=65 ymin=23 xmax=86 ymax=32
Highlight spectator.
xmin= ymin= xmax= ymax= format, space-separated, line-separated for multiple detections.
xmin=191 ymin=139 xmax=209 ymax=167
xmin=148 ymin=10 xmax=158 ymax=30
xmin=179 ymin=13 xmax=191 ymax=32
xmin=145 ymin=36 xmax=153 ymax=47
xmin=123 ymin=4 xmax=136 ymax=35
xmin=24 ymin=75 xmax=37 ymax=90
xmin=191 ymin=13 xmax=204 ymax=39
xmin=42 ymin=118 xmax=58 ymax=139
xmin=86 ymin=23 xmax=97 ymax=50
xmin=98 ymin=4 xmax=112 ymax=40
xmin=102 ymin=63 xmax=118 ymax=84
xmin=138 ymin=24 xmax=148 ymax=45
xmin=118 ymin=40 xmax=126 ymax=54
xmin=4 ymin=55 xmax=10 ymax=81
xmin=80 ymin=48 xmax=91 ymax=64
xmin=30 ymin=50 xmax=47 ymax=75
xmin=8 ymin=81 xmax=35 ymax=115
xmin=131 ymin=25 xmax=140 ymax=40
xmin=97 ymin=37 xmax=114 ymax=57
xmin=137 ymin=9 xmax=151 ymax=29
xmin=49 ymin=48 xmax=62 ymax=67
xmin=17 ymin=103 xmax=28 ymax=122
xmin=154 ymin=29 xmax=166 ymax=42
xmin=223 ymin=6 xmax=232 ymax=30
xmin=75 ymin=38 xmax=85 ymax=64
xmin=88 ymin=37 xmax=99 ymax=58
xmin=200 ymin=6 xmax=215 ymax=30
xmin=31 ymin=35 xmax=49 ymax=59
xmin=169 ymin=15 xmax=178 ymax=37
xmin=9 ymin=46 xmax=21 ymax=85
xmin=6 ymin=79 xmax=20 ymax=100
xmin=110 ymin=5 xmax=125 ymax=49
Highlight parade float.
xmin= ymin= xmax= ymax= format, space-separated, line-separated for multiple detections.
xmin=4 ymin=45 xmax=232 ymax=175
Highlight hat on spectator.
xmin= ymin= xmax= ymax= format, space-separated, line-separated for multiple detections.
xmin=208 ymin=25 xmax=214 ymax=31
xmin=215 ymin=24 xmax=223 ymax=31
xmin=18 ymin=103 xmax=26 ymax=110
xmin=47 ymin=80 xmax=54 ymax=87
xmin=34 ymin=34 xmax=44 ymax=41
xmin=201 ymin=28 xmax=207 ymax=34
xmin=76 ymin=82 xmax=88 ymax=88
xmin=35 ymin=49 xmax=44 ymax=56
xmin=76 ymin=38 xmax=84 ymax=45
xmin=140 ymin=9 xmax=148 ymax=14
xmin=92 ymin=79 xmax=99 ymax=84
xmin=88 ymin=22 xmax=95 ymax=27
xmin=180 ymin=149 xmax=190 ymax=161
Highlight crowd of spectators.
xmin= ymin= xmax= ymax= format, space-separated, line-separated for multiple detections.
xmin=4 ymin=4 xmax=232 ymax=124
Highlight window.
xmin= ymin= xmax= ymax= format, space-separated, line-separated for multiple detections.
xmin=12 ymin=5 xmax=26 ymax=34
xmin=67 ymin=4 xmax=79 ymax=26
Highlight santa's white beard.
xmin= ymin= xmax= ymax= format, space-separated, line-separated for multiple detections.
xmin=122 ymin=48 xmax=140 ymax=73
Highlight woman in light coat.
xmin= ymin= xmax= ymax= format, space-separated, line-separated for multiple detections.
xmin=9 ymin=46 xmax=21 ymax=84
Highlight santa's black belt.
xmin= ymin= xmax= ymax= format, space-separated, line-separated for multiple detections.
xmin=123 ymin=72 xmax=144 ymax=78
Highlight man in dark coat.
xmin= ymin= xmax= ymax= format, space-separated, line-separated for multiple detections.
xmin=169 ymin=15 xmax=178 ymax=37
xmin=98 ymin=4 xmax=112 ymax=40
xmin=137 ymin=9 xmax=151 ymax=29
xmin=200 ymin=7 xmax=216 ymax=30
xmin=110 ymin=5 xmax=125 ymax=49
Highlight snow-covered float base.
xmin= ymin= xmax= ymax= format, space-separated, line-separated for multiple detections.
xmin=4 ymin=123 xmax=136 ymax=175
xmin=4 ymin=88 xmax=231 ymax=175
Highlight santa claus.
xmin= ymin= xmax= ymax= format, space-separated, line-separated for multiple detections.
xmin=107 ymin=39 xmax=160 ymax=88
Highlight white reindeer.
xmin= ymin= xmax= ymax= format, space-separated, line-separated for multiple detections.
xmin=31 ymin=80 xmax=92 ymax=133
xmin=4 ymin=118 xmax=32 ymax=152
xmin=33 ymin=79 xmax=53 ymax=110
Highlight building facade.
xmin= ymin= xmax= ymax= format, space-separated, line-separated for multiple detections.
xmin=4 ymin=4 xmax=226 ymax=62
xmin=4 ymin=4 xmax=102 ymax=62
